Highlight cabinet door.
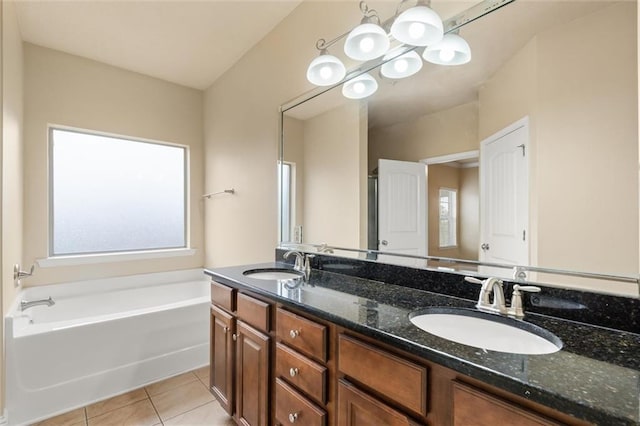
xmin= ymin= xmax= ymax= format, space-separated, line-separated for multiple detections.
xmin=210 ymin=305 xmax=235 ymax=416
xmin=236 ymin=320 xmax=270 ymax=426
xmin=453 ymin=382 xmax=562 ymax=426
xmin=338 ymin=379 xmax=420 ymax=426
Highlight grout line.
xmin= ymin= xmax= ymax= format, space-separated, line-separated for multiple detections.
xmin=162 ymin=400 xmax=215 ymax=423
xmin=145 ymin=387 xmax=164 ymax=425
xmin=84 ymin=407 xmax=88 ymax=426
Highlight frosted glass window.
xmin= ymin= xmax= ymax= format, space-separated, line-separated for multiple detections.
xmin=50 ymin=128 xmax=187 ymax=255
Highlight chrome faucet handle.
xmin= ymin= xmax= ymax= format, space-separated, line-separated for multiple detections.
xmin=303 ymin=254 xmax=315 ymax=275
xmin=464 ymin=276 xmax=483 ymax=285
xmin=508 ymin=285 xmax=541 ymax=318
xmin=14 ymin=264 xmax=35 ymax=287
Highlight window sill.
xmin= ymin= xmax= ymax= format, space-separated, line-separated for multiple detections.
xmin=37 ymin=248 xmax=197 ymax=268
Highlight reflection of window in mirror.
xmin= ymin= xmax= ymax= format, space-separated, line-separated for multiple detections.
xmin=439 ymin=188 xmax=457 ymax=248
xmin=279 ymin=162 xmax=294 ymax=242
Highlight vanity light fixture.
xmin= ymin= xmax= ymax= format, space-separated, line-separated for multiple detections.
xmin=344 ymin=2 xmax=390 ymax=61
xmin=390 ymin=0 xmax=444 ymax=47
xmin=423 ymin=31 xmax=471 ymax=65
xmin=342 ymin=73 xmax=379 ymax=99
xmin=380 ymin=49 xmax=423 ymax=79
xmin=306 ymin=42 xmax=347 ymax=86
xmin=305 ymin=0 xmax=471 ymax=98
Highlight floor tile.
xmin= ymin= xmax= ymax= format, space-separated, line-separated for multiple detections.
xmin=163 ymin=401 xmax=234 ymax=425
xmin=149 ymin=380 xmax=215 ymax=421
xmin=86 ymin=388 xmax=148 ymax=418
xmin=145 ymin=372 xmax=198 ymax=397
xmin=87 ymin=399 xmax=159 ymax=426
xmin=193 ymin=366 xmax=209 ymax=380
xmin=198 ymin=374 xmax=210 ymax=388
xmin=33 ymin=407 xmax=86 ymax=426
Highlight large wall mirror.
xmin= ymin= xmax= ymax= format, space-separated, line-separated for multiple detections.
xmin=279 ymin=0 xmax=639 ymax=296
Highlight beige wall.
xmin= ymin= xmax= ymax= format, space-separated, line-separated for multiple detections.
xmin=282 ymin=116 xmax=305 ymax=242
xmin=3 ymin=0 xmax=23 ymax=311
xmin=479 ymin=3 xmax=638 ymax=294
xmin=23 ymin=44 xmax=204 ymax=286
xmin=302 ymin=102 xmax=367 ymax=248
xmin=368 ymin=101 xmax=478 ymax=172
xmin=203 ymin=2 xmax=361 ymax=267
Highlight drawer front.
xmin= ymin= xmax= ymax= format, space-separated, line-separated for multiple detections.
xmin=276 ymin=308 xmax=327 ymax=362
xmin=276 ymin=342 xmax=327 ymax=404
xmin=211 ymin=281 xmax=235 ymax=312
xmin=338 ymin=334 xmax=428 ymax=416
xmin=453 ymin=382 xmax=562 ymax=426
xmin=276 ymin=378 xmax=326 ymax=426
xmin=236 ymin=292 xmax=271 ymax=332
xmin=338 ymin=379 xmax=419 ymax=426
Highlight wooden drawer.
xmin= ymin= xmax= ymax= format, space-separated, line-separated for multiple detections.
xmin=338 ymin=379 xmax=421 ymax=426
xmin=338 ymin=334 xmax=428 ymax=417
xmin=237 ymin=292 xmax=271 ymax=332
xmin=275 ymin=377 xmax=326 ymax=426
xmin=276 ymin=342 xmax=327 ymax=404
xmin=276 ymin=308 xmax=327 ymax=362
xmin=210 ymin=281 xmax=235 ymax=312
xmin=453 ymin=381 xmax=562 ymax=426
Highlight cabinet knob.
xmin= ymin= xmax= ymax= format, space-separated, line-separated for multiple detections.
xmin=232 ymin=333 xmax=237 ymax=341
xmin=289 ymin=329 xmax=300 ymax=339
xmin=223 ymin=326 xmax=229 ymax=334
xmin=289 ymin=367 xmax=299 ymax=377
xmin=288 ymin=412 xmax=299 ymax=423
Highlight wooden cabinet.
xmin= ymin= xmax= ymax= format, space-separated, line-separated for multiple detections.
xmin=236 ymin=320 xmax=270 ymax=426
xmin=337 ymin=379 xmax=419 ymax=426
xmin=210 ymin=304 xmax=235 ymax=415
xmin=452 ymin=381 xmax=563 ymax=426
xmin=209 ymin=281 xmax=272 ymax=426
xmin=210 ymin=279 xmax=589 ymax=426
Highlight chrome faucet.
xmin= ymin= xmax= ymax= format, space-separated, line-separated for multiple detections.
xmin=465 ymin=277 xmax=541 ymax=318
xmin=283 ymin=251 xmax=314 ymax=276
xmin=21 ymin=296 xmax=55 ymax=311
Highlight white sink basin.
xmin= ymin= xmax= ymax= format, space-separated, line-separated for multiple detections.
xmin=409 ymin=308 xmax=562 ymax=355
xmin=243 ymin=268 xmax=304 ymax=281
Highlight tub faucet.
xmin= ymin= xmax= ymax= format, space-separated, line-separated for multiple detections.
xmin=21 ymin=296 xmax=55 ymax=311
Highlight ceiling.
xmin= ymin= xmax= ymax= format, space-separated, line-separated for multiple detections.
xmin=14 ymin=0 xmax=303 ymax=90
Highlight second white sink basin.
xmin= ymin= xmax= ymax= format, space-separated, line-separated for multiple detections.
xmin=243 ymin=268 xmax=304 ymax=281
xmin=409 ymin=307 xmax=562 ymax=355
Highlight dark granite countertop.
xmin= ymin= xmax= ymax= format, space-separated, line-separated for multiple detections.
xmin=205 ymin=262 xmax=640 ymax=425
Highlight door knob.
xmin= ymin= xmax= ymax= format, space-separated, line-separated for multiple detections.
xmin=380 ymin=240 xmax=388 ymax=246
xmin=481 ymin=243 xmax=490 ymax=251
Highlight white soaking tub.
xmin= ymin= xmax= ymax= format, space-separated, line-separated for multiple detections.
xmin=5 ymin=269 xmax=210 ymax=426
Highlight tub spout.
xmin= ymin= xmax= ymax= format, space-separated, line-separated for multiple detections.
xmin=21 ymin=297 xmax=55 ymax=311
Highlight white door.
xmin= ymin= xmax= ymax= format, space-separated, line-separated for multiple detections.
xmin=480 ymin=118 xmax=529 ymax=269
xmin=378 ymin=159 xmax=427 ymax=264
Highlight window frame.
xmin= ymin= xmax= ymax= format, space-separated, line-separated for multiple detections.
xmin=47 ymin=125 xmax=190 ymax=258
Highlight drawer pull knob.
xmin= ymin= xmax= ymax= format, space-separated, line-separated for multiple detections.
xmin=232 ymin=333 xmax=237 ymax=341
xmin=289 ymin=367 xmax=299 ymax=377
xmin=289 ymin=329 xmax=300 ymax=339
xmin=223 ymin=326 xmax=229 ymax=334
xmin=288 ymin=412 xmax=299 ymax=423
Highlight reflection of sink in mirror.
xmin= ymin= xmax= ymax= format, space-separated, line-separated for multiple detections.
xmin=243 ymin=268 xmax=304 ymax=281
xmin=409 ymin=307 xmax=562 ymax=355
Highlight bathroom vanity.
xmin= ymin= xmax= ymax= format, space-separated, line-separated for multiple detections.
xmin=205 ymin=253 xmax=639 ymax=426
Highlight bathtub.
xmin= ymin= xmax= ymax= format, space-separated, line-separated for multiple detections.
xmin=5 ymin=269 xmax=210 ymax=426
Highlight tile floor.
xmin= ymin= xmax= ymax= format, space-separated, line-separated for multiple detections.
xmin=32 ymin=366 xmax=236 ymax=426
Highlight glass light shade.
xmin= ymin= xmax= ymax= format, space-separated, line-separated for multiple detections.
xmin=423 ymin=33 xmax=471 ymax=65
xmin=306 ymin=53 xmax=347 ymax=86
xmin=344 ymin=22 xmax=390 ymax=61
xmin=342 ymin=73 xmax=378 ymax=99
xmin=380 ymin=50 xmax=423 ymax=79
xmin=390 ymin=5 xmax=443 ymax=46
